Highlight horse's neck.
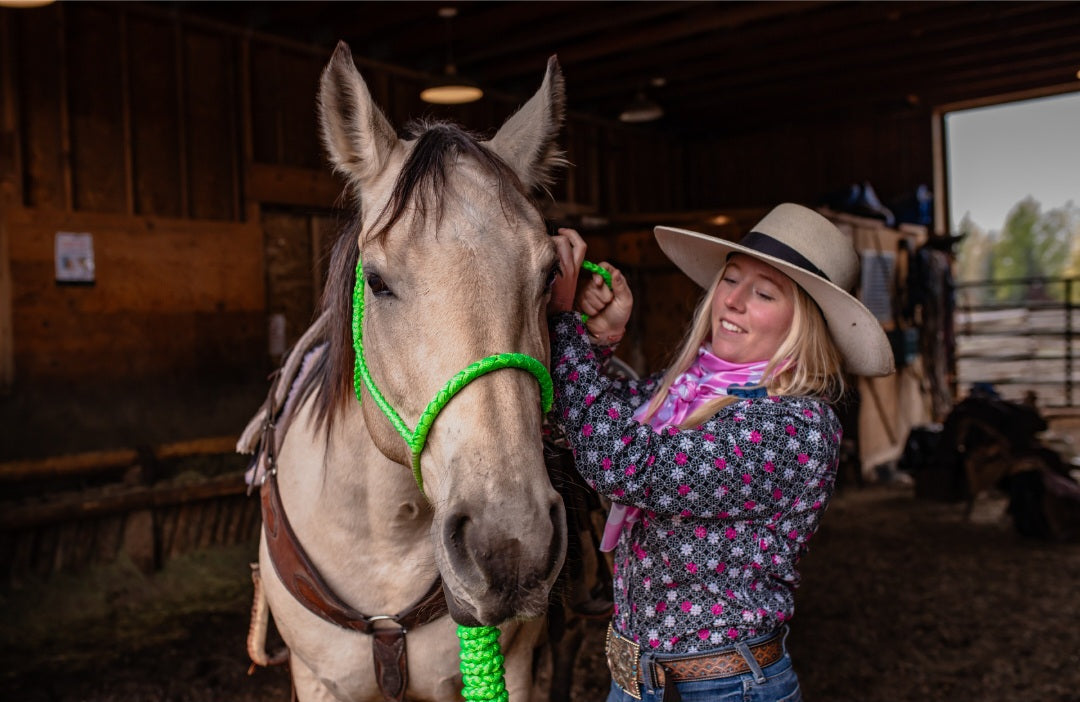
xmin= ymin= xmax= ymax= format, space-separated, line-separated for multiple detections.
xmin=276 ymin=392 xmax=438 ymax=615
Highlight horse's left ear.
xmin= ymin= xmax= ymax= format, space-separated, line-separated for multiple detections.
xmin=487 ymin=55 xmax=567 ymax=190
xmin=318 ymin=41 xmax=399 ymax=188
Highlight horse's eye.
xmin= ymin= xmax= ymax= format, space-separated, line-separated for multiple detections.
xmin=544 ymin=262 xmax=561 ymax=292
xmin=366 ymin=273 xmax=393 ymax=297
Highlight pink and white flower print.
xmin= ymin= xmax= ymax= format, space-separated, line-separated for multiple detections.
xmin=549 ymin=313 xmax=842 ymax=655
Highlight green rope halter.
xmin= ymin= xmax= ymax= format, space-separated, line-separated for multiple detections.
xmin=350 ymin=256 xmax=611 ymax=702
xmin=351 ymin=260 xmax=554 ymax=493
xmin=351 ymin=258 xmax=554 ymax=702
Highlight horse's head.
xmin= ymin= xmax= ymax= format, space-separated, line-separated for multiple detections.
xmin=317 ymin=42 xmax=568 ymax=626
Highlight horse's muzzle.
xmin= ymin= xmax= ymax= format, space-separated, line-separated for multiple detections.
xmin=437 ymin=493 xmax=567 ymax=626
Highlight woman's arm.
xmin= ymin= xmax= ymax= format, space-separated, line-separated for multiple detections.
xmin=550 ymin=313 xmax=841 ymax=521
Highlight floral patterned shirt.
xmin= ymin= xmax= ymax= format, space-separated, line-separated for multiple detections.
xmin=549 ymin=312 xmax=841 ymax=654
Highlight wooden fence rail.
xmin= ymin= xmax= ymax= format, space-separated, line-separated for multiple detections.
xmin=0 ymin=436 xmax=258 ymax=580
xmin=955 ymin=276 xmax=1079 ymax=407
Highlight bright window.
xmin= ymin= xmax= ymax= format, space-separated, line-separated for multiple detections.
xmin=941 ymin=90 xmax=1080 ymax=292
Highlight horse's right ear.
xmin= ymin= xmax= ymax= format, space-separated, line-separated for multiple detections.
xmin=318 ymin=41 xmax=398 ymax=187
xmin=487 ymin=55 xmax=567 ymax=191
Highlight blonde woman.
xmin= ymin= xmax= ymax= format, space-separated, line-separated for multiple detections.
xmin=547 ymin=203 xmax=893 ymax=702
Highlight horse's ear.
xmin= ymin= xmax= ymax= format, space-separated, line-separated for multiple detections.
xmin=318 ymin=41 xmax=398 ymax=187
xmin=487 ymin=55 xmax=567 ymax=190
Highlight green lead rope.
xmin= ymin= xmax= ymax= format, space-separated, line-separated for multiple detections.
xmin=581 ymin=259 xmax=613 ymax=289
xmin=578 ymin=260 xmax=613 ymax=322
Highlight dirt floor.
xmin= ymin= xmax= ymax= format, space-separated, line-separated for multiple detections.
xmin=3 ymin=482 xmax=1079 ymax=702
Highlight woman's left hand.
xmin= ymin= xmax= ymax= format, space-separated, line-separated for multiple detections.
xmin=547 ymin=227 xmax=587 ymax=315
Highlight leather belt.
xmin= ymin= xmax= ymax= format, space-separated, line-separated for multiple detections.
xmin=606 ymin=623 xmax=784 ymax=699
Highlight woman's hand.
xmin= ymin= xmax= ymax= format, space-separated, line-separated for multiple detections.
xmin=547 ymin=228 xmax=587 ymax=315
xmin=578 ymin=262 xmax=632 ymax=345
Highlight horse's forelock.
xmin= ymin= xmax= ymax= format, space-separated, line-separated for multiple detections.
xmin=312 ymin=119 xmax=542 ymax=433
xmin=365 ymin=119 xmax=537 ymax=244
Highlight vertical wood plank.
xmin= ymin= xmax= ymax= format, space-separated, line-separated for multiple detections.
xmin=67 ymin=3 xmax=125 ymax=213
xmin=174 ymin=20 xmax=190 ymax=217
xmin=56 ymin=3 xmax=72 ymax=212
xmin=240 ymin=36 xmax=255 ymax=224
xmin=274 ymin=48 xmax=285 ymax=164
xmin=227 ymin=39 xmax=242 ymax=222
xmin=119 ymin=10 xmax=135 ymax=216
xmin=0 ymin=8 xmax=22 ymax=206
xmin=129 ymin=14 xmax=181 ymax=218
xmin=185 ymin=30 xmax=238 ymax=220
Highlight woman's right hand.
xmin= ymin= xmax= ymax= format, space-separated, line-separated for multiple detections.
xmin=547 ymin=228 xmax=588 ymax=315
xmin=578 ymin=261 xmax=633 ymax=345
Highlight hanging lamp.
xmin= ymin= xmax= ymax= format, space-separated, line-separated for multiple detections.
xmin=420 ymin=7 xmax=483 ymax=105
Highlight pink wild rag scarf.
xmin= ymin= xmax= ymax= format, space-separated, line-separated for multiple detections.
xmin=598 ymin=345 xmax=770 ymax=551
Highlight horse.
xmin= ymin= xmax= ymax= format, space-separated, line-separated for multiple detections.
xmin=240 ymin=41 xmax=577 ymax=701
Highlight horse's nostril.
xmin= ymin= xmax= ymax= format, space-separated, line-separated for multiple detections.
xmin=445 ymin=512 xmax=469 ymax=553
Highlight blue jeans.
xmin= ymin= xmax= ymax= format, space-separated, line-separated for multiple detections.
xmin=606 ymin=629 xmax=803 ymax=702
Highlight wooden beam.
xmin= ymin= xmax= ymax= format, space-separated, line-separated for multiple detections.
xmin=247 ymin=163 xmax=344 ymax=209
xmin=652 ymin=5 xmax=1080 ymax=109
xmin=456 ymin=2 xmax=701 ymax=66
xmin=478 ymin=1 xmax=833 ymax=83
xmin=0 ymin=472 xmax=247 ymax=530
xmin=0 ymin=435 xmax=239 ymax=483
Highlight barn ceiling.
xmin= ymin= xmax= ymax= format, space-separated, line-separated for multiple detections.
xmin=168 ymin=0 xmax=1080 ymax=135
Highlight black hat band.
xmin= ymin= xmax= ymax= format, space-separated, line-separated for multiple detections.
xmin=734 ymin=231 xmax=831 ymax=283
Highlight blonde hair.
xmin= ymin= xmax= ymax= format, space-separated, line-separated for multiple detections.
xmin=639 ymin=262 xmax=845 ymax=429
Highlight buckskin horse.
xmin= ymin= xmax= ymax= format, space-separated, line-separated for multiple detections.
xmin=241 ymin=42 xmax=580 ymax=701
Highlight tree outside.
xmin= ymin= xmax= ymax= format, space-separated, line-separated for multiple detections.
xmin=955 ymin=197 xmax=1080 ymax=305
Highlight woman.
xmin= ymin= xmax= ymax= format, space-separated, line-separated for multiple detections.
xmin=546 ymin=203 xmax=894 ymax=702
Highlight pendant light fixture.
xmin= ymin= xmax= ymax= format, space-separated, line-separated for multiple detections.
xmin=420 ymin=7 xmax=483 ymax=105
xmin=619 ymin=77 xmax=666 ymax=123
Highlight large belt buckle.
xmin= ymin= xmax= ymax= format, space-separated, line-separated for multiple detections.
xmin=605 ymin=623 xmax=642 ymax=699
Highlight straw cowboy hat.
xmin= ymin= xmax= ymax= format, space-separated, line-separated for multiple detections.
xmin=655 ymin=203 xmax=895 ymax=377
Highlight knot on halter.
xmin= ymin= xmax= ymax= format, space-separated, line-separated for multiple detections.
xmin=350 ymin=260 xmax=554 ymax=496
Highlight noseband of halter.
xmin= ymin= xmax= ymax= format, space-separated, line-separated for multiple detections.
xmin=351 ymin=259 xmax=554 ymax=497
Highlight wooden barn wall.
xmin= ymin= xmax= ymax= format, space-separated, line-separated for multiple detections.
xmin=2 ymin=3 xmax=935 ymax=388
xmin=681 ymin=112 xmax=934 ymax=216
xmin=0 ymin=3 xmax=690 ymax=388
